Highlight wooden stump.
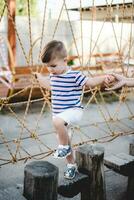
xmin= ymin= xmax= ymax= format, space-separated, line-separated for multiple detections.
xmin=75 ymin=144 xmax=106 ymax=200
xmin=129 ymin=139 xmax=134 ymax=156
xmin=23 ymin=161 xmax=59 ymax=200
xmin=58 ymin=172 xmax=89 ymax=198
xmin=127 ymin=140 xmax=134 ymax=200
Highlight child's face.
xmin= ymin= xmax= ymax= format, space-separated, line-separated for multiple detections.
xmin=46 ymin=58 xmax=67 ymax=75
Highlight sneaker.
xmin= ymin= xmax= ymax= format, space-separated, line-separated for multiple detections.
xmin=53 ymin=146 xmax=71 ymax=159
xmin=64 ymin=164 xmax=77 ymax=180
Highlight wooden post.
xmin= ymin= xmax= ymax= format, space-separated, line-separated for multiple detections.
xmin=7 ymin=0 xmax=16 ymax=69
xmin=129 ymin=139 xmax=134 ymax=156
xmin=127 ymin=139 xmax=134 ymax=200
xmin=75 ymin=144 xmax=106 ymax=200
xmin=23 ymin=161 xmax=59 ymax=200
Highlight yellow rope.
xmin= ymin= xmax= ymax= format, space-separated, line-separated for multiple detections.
xmin=63 ymin=0 xmax=81 ymax=66
xmin=4 ymin=0 xmax=29 ymax=65
xmin=87 ymin=0 xmax=95 ymax=75
xmin=14 ymin=84 xmax=34 ymax=158
xmin=38 ymin=0 xmax=48 ymax=65
xmin=0 ymin=129 xmax=15 ymax=160
xmin=52 ymin=3 xmax=64 ymax=39
xmin=126 ymin=1 xmax=134 ymax=75
xmin=27 ymin=0 xmax=33 ymax=66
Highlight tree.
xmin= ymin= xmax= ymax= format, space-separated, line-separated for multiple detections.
xmin=0 ymin=0 xmax=37 ymax=16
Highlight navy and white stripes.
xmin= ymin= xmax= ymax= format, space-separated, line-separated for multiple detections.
xmin=50 ymin=70 xmax=88 ymax=114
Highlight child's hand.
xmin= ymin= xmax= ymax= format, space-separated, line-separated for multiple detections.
xmin=105 ymin=73 xmax=126 ymax=90
xmin=104 ymin=74 xmax=115 ymax=86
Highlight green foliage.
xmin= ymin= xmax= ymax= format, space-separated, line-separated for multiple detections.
xmin=67 ymin=59 xmax=74 ymax=66
xmin=0 ymin=1 xmax=5 ymax=13
xmin=0 ymin=0 xmax=37 ymax=16
xmin=16 ymin=0 xmax=37 ymax=16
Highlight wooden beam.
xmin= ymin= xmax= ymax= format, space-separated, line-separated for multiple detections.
xmin=8 ymin=0 xmax=16 ymax=69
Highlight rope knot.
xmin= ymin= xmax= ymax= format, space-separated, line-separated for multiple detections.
xmin=120 ymin=94 xmax=127 ymax=102
xmin=13 ymin=139 xmax=20 ymax=144
xmin=11 ymin=155 xmax=17 ymax=163
xmin=30 ymin=132 xmax=38 ymax=139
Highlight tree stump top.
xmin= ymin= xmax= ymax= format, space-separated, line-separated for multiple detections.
xmin=77 ymin=144 xmax=104 ymax=157
xmin=24 ymin=161 xmax=58 ymax=178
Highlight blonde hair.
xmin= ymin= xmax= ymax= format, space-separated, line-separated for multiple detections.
xmin=40 ymin=40 xmax=67 ymax=63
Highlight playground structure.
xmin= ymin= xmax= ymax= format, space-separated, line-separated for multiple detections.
xmin=0 ymin=0 xmax=134 ymax=171
xmin=23 ymin=143 xmax=134 ymax=200
xmin=0 ymin=1 xmax=134 ymax=101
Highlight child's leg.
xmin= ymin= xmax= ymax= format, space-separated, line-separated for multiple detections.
xmin=65 ymin=149 xmax=75 ymax=164
xmin=66 ymin=127 xmax=75 ymax=164
xmin=53 ymin=117 xmax=69 ymax=145
xmin=53 ymin=117 xmax=72 ymax=158
xmin=53 ymin=118 xmax=75 ymax=163
xmin=64 ymin=140 xmax=78 ymax=180
xmin=53 ymin=108 xmax=83 ymax=179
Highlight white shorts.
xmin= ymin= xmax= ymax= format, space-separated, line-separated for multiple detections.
xmin=52 ymin=107 xmax=83 ymax=126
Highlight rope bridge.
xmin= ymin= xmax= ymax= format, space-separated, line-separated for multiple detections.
xmin=0 ymin=0 xmax=134 ymax=166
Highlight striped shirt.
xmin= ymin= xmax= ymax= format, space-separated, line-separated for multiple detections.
xmin=50 ymin=70 xmax=88 ymax=114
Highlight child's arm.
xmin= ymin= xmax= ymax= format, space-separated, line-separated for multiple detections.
xmin=126 ymin=78 xmax=134 ymax=86
xmin=105 ymin=73 xmax=134 ymax=90
xmin=34 ymin=73 xmax=51 ymax=90
xmin=84 ymin=74 xmax=114 ymax=88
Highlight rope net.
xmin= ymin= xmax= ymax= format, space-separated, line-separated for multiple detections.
xmin=0 ymin=0 xmax=134 ymax=166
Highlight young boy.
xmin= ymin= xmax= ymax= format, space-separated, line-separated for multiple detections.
xmin=105 ymin=73 xmax=134 ymax=90
xmin=35 ymin=40 xmax=114 ymax=179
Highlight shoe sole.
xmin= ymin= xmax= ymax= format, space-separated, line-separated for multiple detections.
xmin=64 ymin=174 xmax=75 ymax=180
xmin=53 ymin=151 xmax=71 ymax=159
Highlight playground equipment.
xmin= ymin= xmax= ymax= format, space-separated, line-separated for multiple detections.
xmin=0 ymin=0 xmax=134 ymax=169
